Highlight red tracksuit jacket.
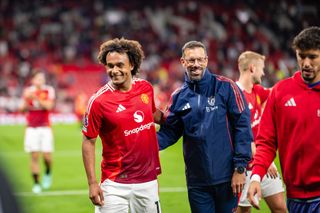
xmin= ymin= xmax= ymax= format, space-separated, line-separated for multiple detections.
xmin=252 ymin=71 xmax=320 ymax=199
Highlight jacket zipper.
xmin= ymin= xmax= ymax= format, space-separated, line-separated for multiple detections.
xmin=194 ymin=84 xmax=203 ymax=138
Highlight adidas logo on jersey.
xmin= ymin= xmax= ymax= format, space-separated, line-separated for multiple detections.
xmin=182 ymin=103 xmax=190 ymax=110
xmin=116 ymin=104 xmax=126 ymax=112
xmin=285 ymin=98 xmax=296 ymax=107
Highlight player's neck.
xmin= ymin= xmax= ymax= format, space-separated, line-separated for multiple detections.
xmin=238 ymin=76 xmax=253 ymax=93
xmin=34 ymin=85 xmax=43 ymax=90
xmin=112 ymin=80 xmax=132 ymax=92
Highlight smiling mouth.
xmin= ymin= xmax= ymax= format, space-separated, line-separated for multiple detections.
xmin=110 ymin=73 xmax=124 ymax=78
xmin=302 ymin=69 xmax=313 ymax=74
xmin=190 ymin=68 xmax=202 ymax=73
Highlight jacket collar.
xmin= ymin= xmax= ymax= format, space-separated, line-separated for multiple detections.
xmin=185 ymin=69 xmax=212 ymax=91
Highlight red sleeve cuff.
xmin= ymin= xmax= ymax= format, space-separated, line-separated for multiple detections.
xmin=251 ymin=164 xmax=267 ymax=180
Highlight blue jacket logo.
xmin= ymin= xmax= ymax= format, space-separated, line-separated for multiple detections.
xmin=206 ymin=96 xmax=218 ymax=112
xmin=208 ymin=96 xmax=215 ymax=106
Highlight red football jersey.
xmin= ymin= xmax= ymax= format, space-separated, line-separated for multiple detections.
xmin=237 ymin=82 xmax=270 ymax=170
xmin=82 ymin=79 xmax=161 ymax=184
xmin=237 ymin=83 xmax=270 ymax=139
xmin=25 ymin=85 xmax=55 ymax=127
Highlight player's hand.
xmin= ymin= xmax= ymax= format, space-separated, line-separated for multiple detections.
xmin=231 ymin=172 xmax=246 ymax=195
xmin=88 ymin=182 xmax=104 ymax=206
xmin=247 ymin=181 xmax=261 ymax=210
xmin=24 ymin=89 xmax=36 ymax=100
xmin=267 ymin=162 xmax=278 ymax=179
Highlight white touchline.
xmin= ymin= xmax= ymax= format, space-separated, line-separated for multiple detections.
xmin=15 ymin=187 xmax=187 ymax=197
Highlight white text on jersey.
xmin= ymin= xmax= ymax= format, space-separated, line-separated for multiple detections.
xmin=124 ymin=122 xmax=154 ymax=136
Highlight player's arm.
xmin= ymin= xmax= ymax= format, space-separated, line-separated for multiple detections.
xmin=82 ymin=135 xmax=104 ymax=206
xmin=153 ymin=108 xmax=165 ymax=125
xmin=19 ymin=98 xmax=28 ymax=112
xmin=38 ymin=98 xmax=54 ymax=110
xmin=253 ymin=86 xmax=278 ymax=178
xmin=228 ymin=82 xmax=253 ymax=194
xmin=157 ymin=110 xmax=183 ymax=150
xmin=251 ymin=142 xmax=256 ymax=156
xmin=19 ymin=88 xmax=31 ymax=112
xmin=228 ymin=83 xmax=252 ymax=167
xmin=252 ymin=89 xmax=278 ymax=181
xmin=266 ymin=162 xmax=278 ymax=178
xmin=251 ymin=141 xmax=277 ymax=177
xmin=38 ymin=87 xmax=55 ymax=110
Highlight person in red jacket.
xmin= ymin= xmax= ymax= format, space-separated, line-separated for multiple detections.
xmin=247 ymin=26 xmax=320 ymax=213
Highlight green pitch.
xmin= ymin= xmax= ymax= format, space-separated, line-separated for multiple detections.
xmin=0 ymin=124 xmax=275 ymax=212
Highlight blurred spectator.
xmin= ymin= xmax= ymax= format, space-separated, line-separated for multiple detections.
xmin=0 ymin=0 xmax=318 ymax=114
xmin=74 ymin=91 xmax=88 ymax=125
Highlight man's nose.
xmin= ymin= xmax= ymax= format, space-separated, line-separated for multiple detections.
xmin=193 ymin=59 xmax=201 ymax=66
xmin=302 ymin=58 xmax=312 ymax=68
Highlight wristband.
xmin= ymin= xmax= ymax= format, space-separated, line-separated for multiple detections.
xmin=250 ymin=174 xmax=261 ymax=183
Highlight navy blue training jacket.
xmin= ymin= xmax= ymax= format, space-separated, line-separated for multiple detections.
xmin=157 ymin=69 xmax=252 ymax=187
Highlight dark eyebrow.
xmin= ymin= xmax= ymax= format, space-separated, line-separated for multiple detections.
xmin=298 ymin=53 xmax=319 ymax=58
xmin=106 ymin=62 xmax=125 ymax=67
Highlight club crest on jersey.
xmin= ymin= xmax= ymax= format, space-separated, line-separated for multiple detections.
xmin=256 ymin=95 xmax=261 ymax=105
xmin=317 ymin=109 xmax=320 ymax=117
xmin=133 ymin=111 xmax=144 ymax=123
xmin=141 ymin=94 xmax=149 ymax=104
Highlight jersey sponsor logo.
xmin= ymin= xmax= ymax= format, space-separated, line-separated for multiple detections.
xmin=123 ymin=122 xmax=154 ymax=136
xmin=317 ymin=109 xmax=320 ymax=117
xmin=116 ymin=104 xmax=126 ymax=113
xmin=248 ymin=103 xmax=253 ymax=109
xmin=133 ymin=111 xmax=144 ymax=123
xmin=141 ymin=94 xmax=149 ymax=104
xmin=285 ymin=97 xmax=296 ymax=107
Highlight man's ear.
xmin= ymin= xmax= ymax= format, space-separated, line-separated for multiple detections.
xmin=180 ymin=57 xmax=186 ymax=67
xmin=249 ymin=64 xmax=255 ymax=73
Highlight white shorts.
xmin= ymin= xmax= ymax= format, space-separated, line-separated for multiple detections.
xmin=239 ymin=169 xmax=285 ymax=207
xmin=95 ymin=179 xmax=161 ymax=213
xmin=24 ymin=127 xmax=54 ymax=153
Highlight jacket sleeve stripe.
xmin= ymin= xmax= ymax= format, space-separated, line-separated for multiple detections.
xmin=230 ymin=81 xmax=245 ymax=112
xmin=217 ymin=76 xmax=245 ymax=112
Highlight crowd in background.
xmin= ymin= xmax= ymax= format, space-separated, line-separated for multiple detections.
xmin=0 ymin=0 xmax=318 ymax=114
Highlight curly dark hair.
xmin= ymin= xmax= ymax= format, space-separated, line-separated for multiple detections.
xmin=97 ymin=38 xmax=145 ymax=76
xmin=292 ymin=26 xmax=320 ymax=51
